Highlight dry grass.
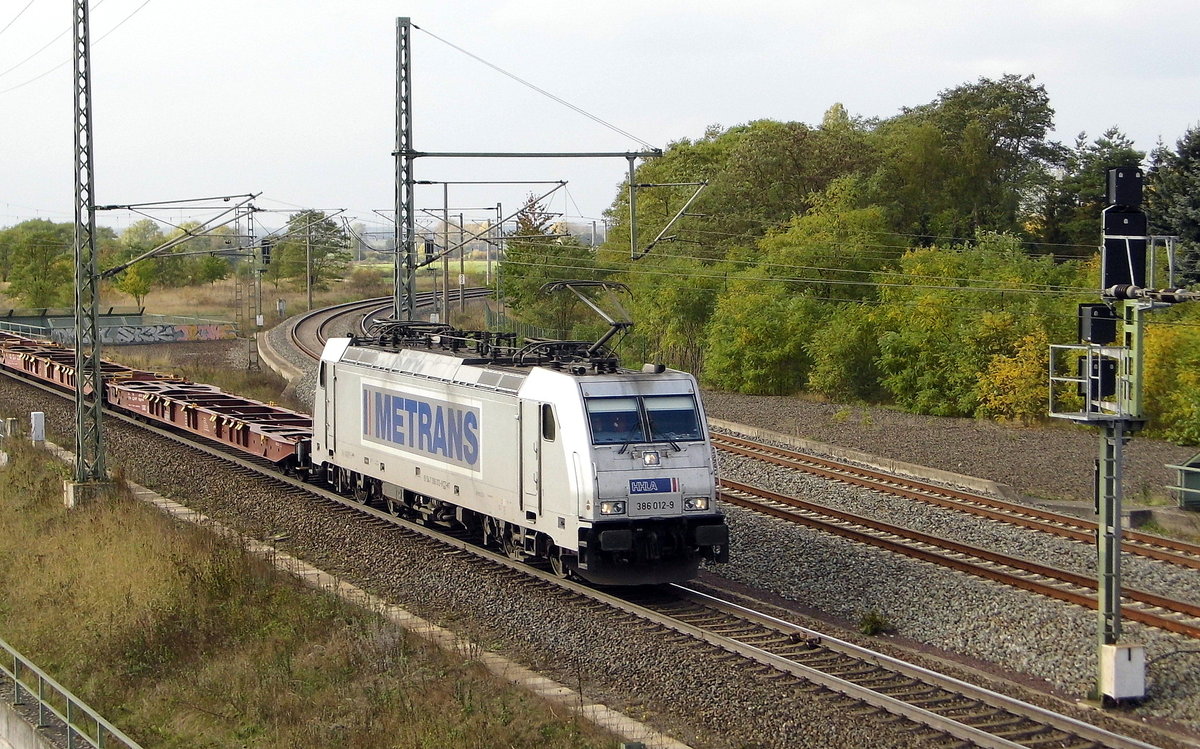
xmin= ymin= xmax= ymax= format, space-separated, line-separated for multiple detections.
xmin=0 ymin=442 xmax=616 ymax=748
xmin=122 ymin=267 xmax=454 ymax=324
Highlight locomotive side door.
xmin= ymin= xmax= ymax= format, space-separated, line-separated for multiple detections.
xmin=519 ymin=399 xmax=541 ymax=516
xmin=320 ymin=361 xmax=335 ymax=455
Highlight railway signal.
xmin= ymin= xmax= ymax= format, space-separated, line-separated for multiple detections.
xmin=1049 ymin=166 xmax=1199 ymax=705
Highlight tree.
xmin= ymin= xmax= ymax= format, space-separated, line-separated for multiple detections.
xmin=113 ymin=262 xmax=154 ymax=307
xmin=875 ymin=74 xmax=1061 ymax=238
xmin=196 ymin=254 xmax=231 ymax=285
xmin=1146 ymin=125 xmax=1200 ymax=284
xmin=271 ymin=210 xmax=351 ymax=292
xmin=0 ymin=220 xmax=74 ymax=284
xmin=1037 ymin=128 xmax=1144 ymax=253
xmin=498 ymin=195 xmax=597 ymax=336
xmin=703 ymin=277 xmax=823 ymax=394
xmin=7 ymin=229 xmax=73 ymax=307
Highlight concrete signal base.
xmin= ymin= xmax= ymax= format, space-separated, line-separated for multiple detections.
xmin=63 ymin=481 xmax=108 ymax=509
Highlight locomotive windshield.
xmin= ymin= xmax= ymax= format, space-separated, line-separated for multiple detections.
xmin=586 ymin=397 xmax=645 ymax=445
xmin=585 ymin=394 xmax=702 ymax=445
xmin=644 ymin=395 xmax=703 ymax=441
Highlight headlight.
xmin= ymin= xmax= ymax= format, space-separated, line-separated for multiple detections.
xmin=683 ymin=497 xmax=709 ymax=511
xmin=600 ymin=500 xmax=626 ymax=515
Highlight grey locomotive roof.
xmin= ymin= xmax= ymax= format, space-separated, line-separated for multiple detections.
xmin=341 ymin=343 xmax=529 ymax=394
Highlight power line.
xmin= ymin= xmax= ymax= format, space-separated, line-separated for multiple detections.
xmin=0 ymin=0 xmax=150 ymax=96
xmin=505 ymin=236 xmax=1098 ymax=294
xmin=412 ymin=23 xmax=656 ymax=150
xmin=0 ymin=0 xmax=37 ymax=40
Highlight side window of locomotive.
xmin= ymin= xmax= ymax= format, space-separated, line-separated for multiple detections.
xmin=318 ymin=362 xmax=326 ymax=388
xmin=541 ymin=403 xmax=556 ymax=442
xmin=585 ymin=397 xmax=645 ymax=445
xmin=644 ymin=395 xmax=703 ymax=441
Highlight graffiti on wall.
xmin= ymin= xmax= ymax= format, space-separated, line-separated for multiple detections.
xmin=51 ymin=323 xmax=235 ymax=345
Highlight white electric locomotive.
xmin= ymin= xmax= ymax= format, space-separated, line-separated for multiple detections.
xmin=311 ymin=296 xmax=728 ymax=586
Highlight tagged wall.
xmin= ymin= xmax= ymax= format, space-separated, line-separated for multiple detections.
xmin=49 ymin=323 xmax=235 ymax=346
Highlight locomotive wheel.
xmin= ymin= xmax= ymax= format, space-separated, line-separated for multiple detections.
xmin=500 ymin=526 xmax=523 ymax=561
xmin=548 ymin=546 xmax=571 ymax=579
xmin=385 ymin=498 xmax=401 ymax=517
xmin=352 ymin=486 xmax=369 ymax=505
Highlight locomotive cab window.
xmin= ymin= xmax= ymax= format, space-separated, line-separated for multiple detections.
xmin=586 ymin=397 xmax=645 ymax=445
xmin=318 ymin=361 xmax=326 ymax=388
xmin=644 ymin=395 xmax=703 ymax=442
xmin=541 ymin=403 xmax=556 ymax=442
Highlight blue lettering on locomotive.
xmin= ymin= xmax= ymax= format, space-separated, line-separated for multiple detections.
xmin=629 ymin=477 xmax=679 ymax=494
xmin=361 ymin=385 xmax=481 ymax=468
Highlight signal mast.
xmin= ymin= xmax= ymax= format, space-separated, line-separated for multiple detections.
xmin=1049 ymin=167 xmax=1196 ymax=704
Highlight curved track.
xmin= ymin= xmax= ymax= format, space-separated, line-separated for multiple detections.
xmin=288 ymin=288 xmax=494 ymax=360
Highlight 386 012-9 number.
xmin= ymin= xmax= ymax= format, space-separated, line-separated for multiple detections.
xmin=634 ymin=499 xmax=677 ymax=513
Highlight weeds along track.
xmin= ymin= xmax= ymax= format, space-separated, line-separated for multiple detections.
xmin=713 ymin=433 xmax=1200 ymax=570
xmin=0 ymin=366 xmax=1172 ymax=749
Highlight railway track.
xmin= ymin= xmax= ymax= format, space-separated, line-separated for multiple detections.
xmin=288 ymin=295 xmax=392 ymax=360
xmin=625 ymin=585 xmax=1159 ymax=749
xmin=2 ymin=368 xmax=1161 ymax=749
xmin=713 ymin=432 xmax=1200 ymax=570
xmin=233 ymin=305 xmax=1175 ymax=747
xmin=719 ymin=478 xmax=1200 ymax=640
xmin=287 ymin=288 xmax=495 ymax=360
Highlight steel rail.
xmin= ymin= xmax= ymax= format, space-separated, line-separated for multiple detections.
xmin=663 ymin=585 xmax=1163 ymax=749
xmin=289 ymin=287 xmax=495 ymax=361
xmin=719 ymin=478 xmax=1200 ymax=640
xmin=713 ymin=433 xmax=1200 ymax=570
xmin=289 ymin=295 xmax=393 ymax=360
xmin=0 ymin=368 xmax=1170 ymax=749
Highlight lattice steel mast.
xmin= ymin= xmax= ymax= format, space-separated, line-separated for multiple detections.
xmin=72 ymin=0 xmax=105 ymax=484
xmin=394 ymin=17 xmax=416 ymax=320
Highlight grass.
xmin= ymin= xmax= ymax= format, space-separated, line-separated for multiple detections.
xmin=0 ymin=441 xmax=616 ymax=748
xmin=858 ymin=610 xmax=895 ymax=636
xmin=129 ymin=266 xmax=492 ymax=326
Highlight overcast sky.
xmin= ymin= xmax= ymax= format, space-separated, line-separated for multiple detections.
xmin=1 ymin=0 xmax=1196 ymax=239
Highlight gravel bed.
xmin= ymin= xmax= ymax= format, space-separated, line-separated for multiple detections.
xmin=21 ymin=336 xmax=1199 ymax=745
xmin=267 ymin=317 xmax=319 ymax=403
xmin=0 ymin=376 xmax=931 ymax=749
xmin=702 ymin=392 xmax=1195 ymax=505
xmin=711 ymin=500 xmax=1200 ymax=736
xmin=717 ymin=450 xmax=1200 ymax=606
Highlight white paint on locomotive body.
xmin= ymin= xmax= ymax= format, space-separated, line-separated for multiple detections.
xmin=312 ymin=337 xmax=727 ymax=584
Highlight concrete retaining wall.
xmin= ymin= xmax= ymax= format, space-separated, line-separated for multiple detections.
xmin=0 ymin=700 xmax=57 ymax=749
xmin=48 ymin=322 xmax=235 ymax=346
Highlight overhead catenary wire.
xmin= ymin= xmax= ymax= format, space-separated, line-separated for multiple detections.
xmin=412 ymin=23 xmax=656 ymax=151
xmin=505 ymin=235 xmax=1099 ymax=294
xmin=0 ymin=0 xmax=37 ymax=40
xmin=0 ymin=0 xmax=150 ymax=96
